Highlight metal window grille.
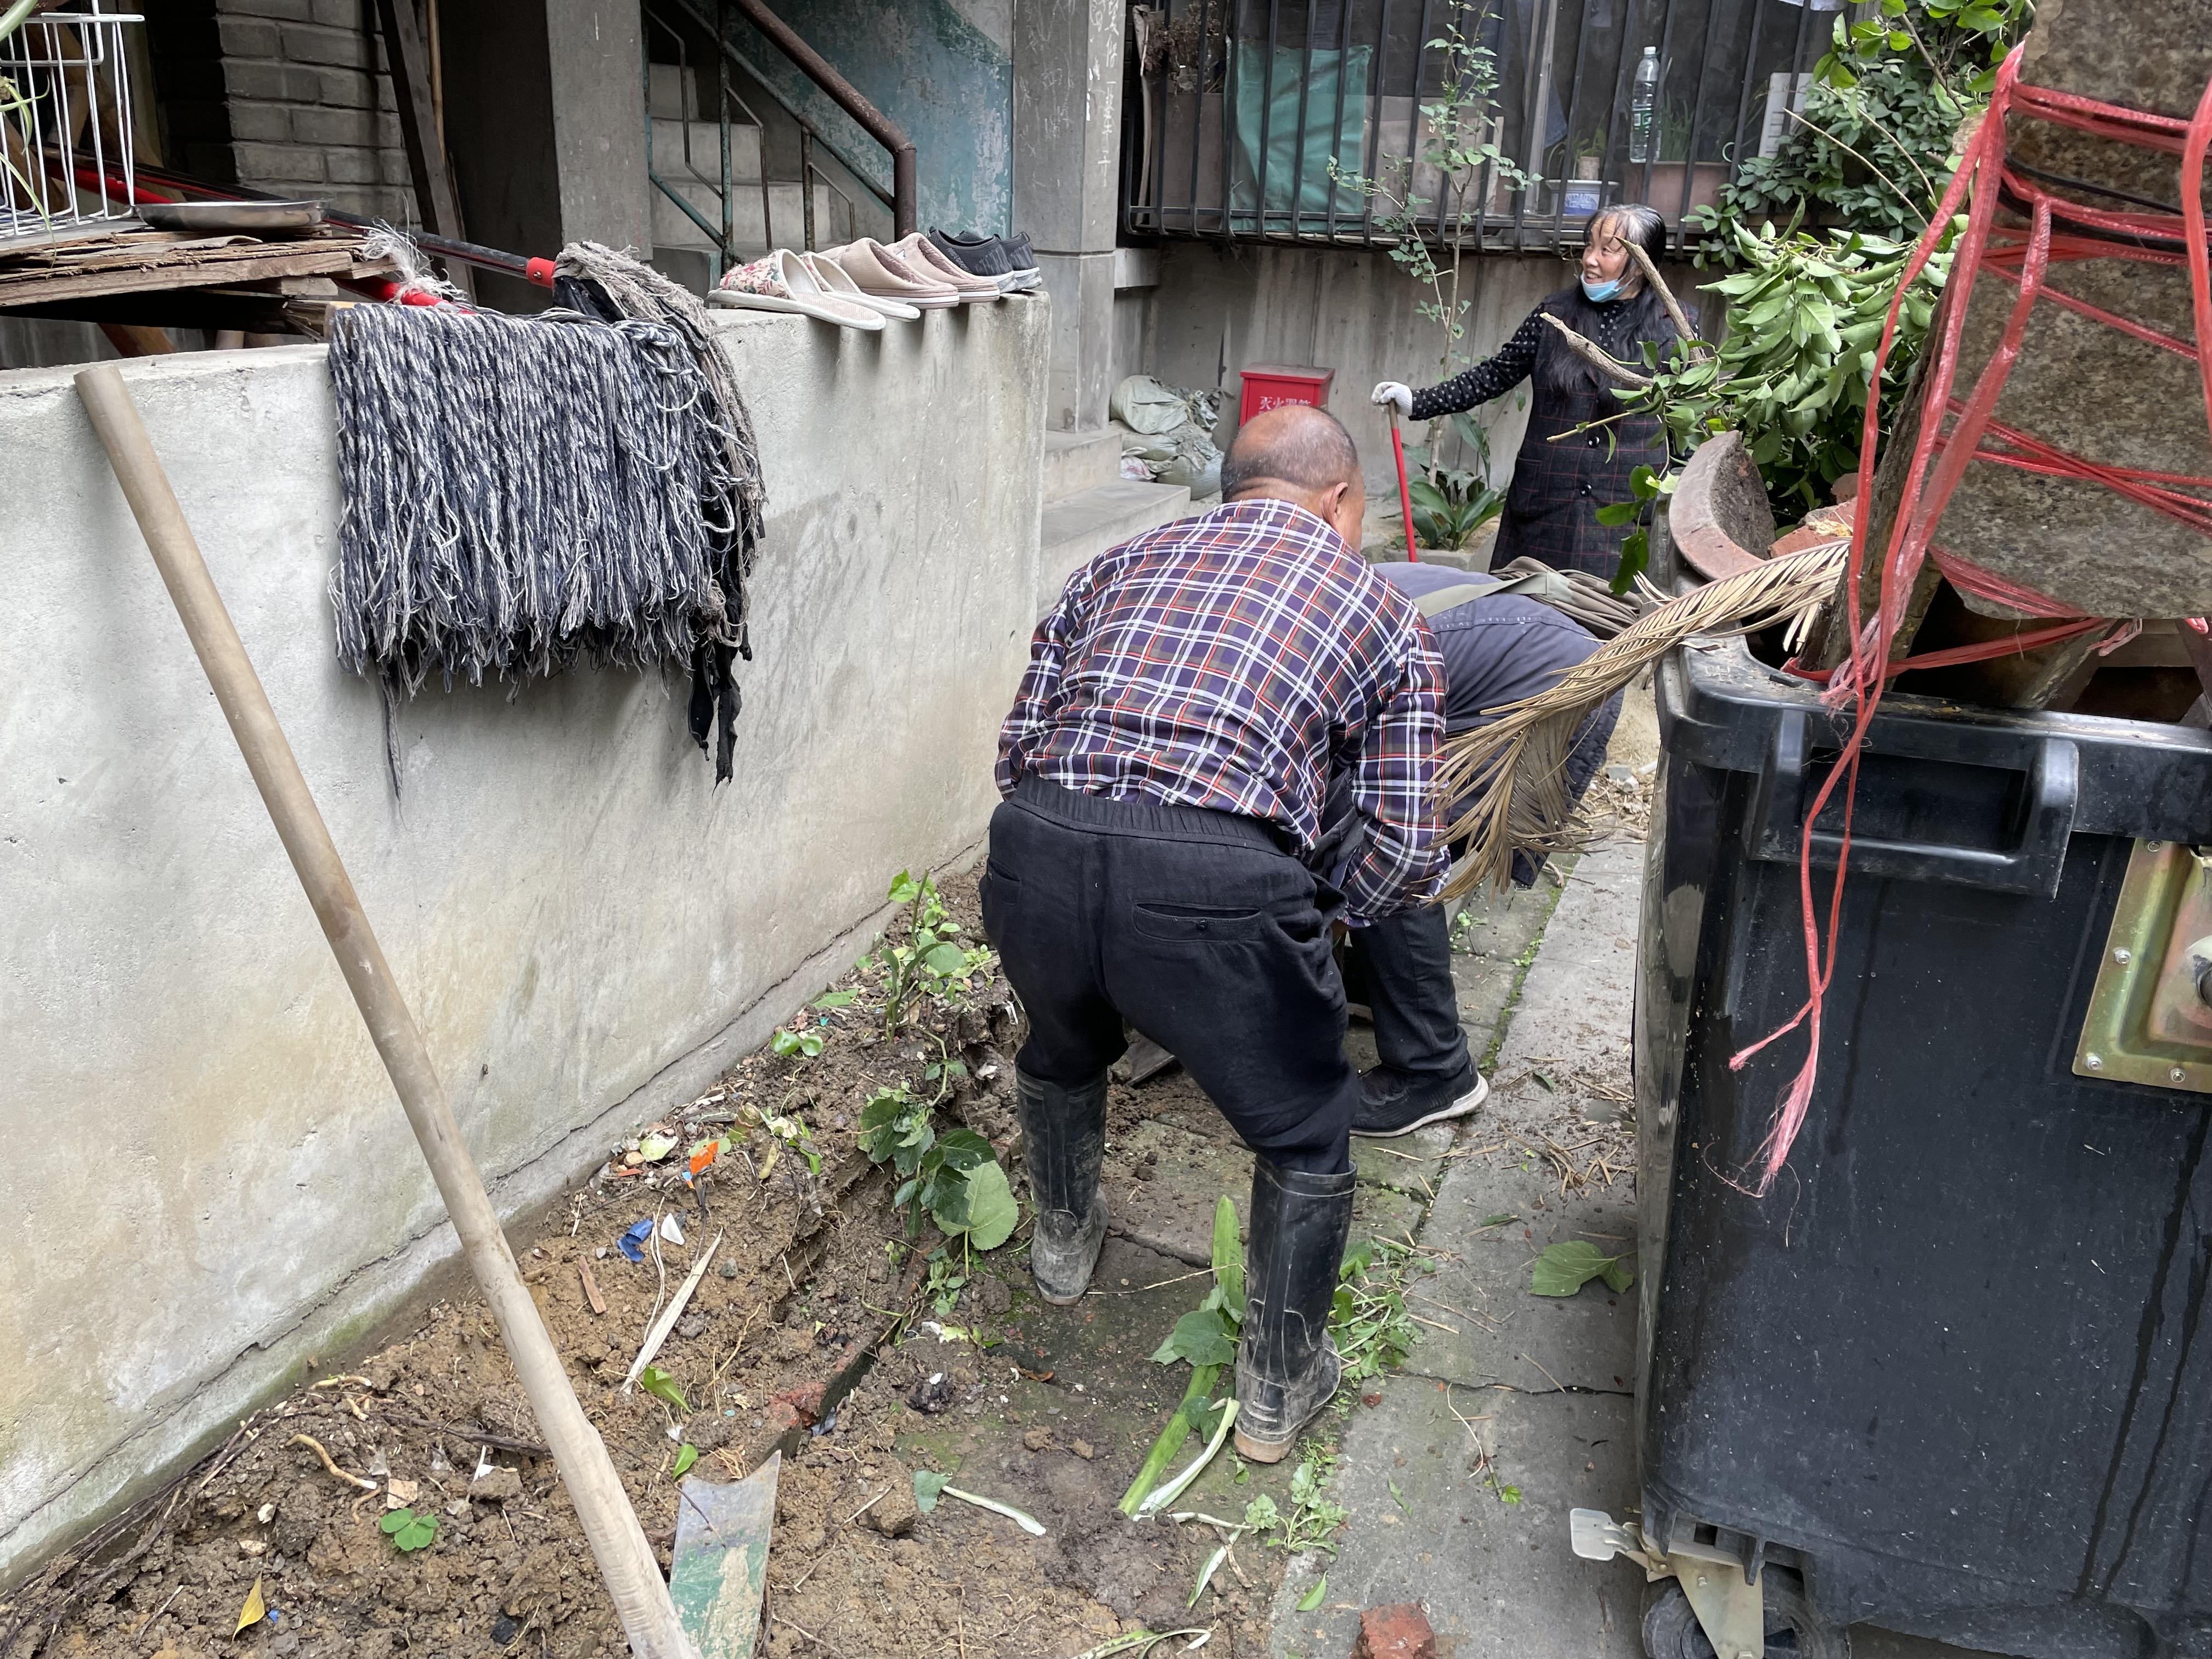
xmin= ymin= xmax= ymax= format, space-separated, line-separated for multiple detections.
xmin=0 ymin=4 xmax=143 ymax=249
xmin=1124 ymin=0 xmax=1841 ymax=254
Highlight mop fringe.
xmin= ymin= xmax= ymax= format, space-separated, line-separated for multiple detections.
xmin=327 ymin=243 xmax=765 ymax=782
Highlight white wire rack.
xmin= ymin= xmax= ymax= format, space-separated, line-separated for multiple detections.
xmin=1 ymin=3 xmax=144 ymax=249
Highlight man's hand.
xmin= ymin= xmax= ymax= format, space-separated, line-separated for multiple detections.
xmin=1370 ymin=381 xmax=1413 ymax=417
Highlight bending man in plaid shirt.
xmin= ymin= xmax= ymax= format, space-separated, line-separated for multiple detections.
xmin=985 ymin=405 xmax=1447 ymax=1464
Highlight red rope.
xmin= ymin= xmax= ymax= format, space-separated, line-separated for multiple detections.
xmin=1725 ymin=47 xmax=2212 ymax=1195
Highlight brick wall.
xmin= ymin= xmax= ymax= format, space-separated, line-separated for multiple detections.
xmin=161 ymin=0 xmax=421 ymax=225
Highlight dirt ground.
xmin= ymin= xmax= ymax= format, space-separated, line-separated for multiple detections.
xmin=8 ymin=874 xmax=1292 ymax=1659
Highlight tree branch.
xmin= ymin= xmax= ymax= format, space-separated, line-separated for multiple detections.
xmin=1538 ymin=312 xmax=1654 ymax=388
xmin=1624 ymin=239 xmax=1708 ymax=362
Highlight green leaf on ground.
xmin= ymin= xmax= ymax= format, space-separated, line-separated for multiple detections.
xmin=673 ymin=1444 xmax=699 ymax=1479
xmin=1152 ymin=1307 xmax=1238 ymax=1369
xmin=913 ymin=1470 xmax=953 ymax=1513
xmin=379 ymin=1508 xmax=438 ymax=1551
xmin=814 ymin=990 xmax=858 ymax=1008
xmin=1530 ymin=1240 xmax=1636 ymax=1298
xmin=956 ymin=1160 xmax=1019 ymax=1250
xmin=639 ymin=1365 xmax=689 ymax=1410
xmin=1477 ymin=1214 xmax=1519 ymax=1228
xmin=1296 ymin=1576 xmax=1328 ymax=1612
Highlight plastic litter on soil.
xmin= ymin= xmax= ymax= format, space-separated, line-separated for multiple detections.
xmin=13 ymin=875 xmax=1321 ymax=1659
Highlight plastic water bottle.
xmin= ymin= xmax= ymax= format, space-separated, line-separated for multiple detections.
xmin=1629 ymin=47 xmax=1659 ymax=164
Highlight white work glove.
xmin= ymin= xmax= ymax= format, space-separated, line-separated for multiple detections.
xmin=1371 ymin=380 xmax=1413 ymax=416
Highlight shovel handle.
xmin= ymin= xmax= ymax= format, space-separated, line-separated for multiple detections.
xmin=72 ymin=364 xmax=699 ymax=1659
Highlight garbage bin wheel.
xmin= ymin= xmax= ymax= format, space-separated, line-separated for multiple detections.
xmin=1640 ymin=1571 xmax=1849 ymax=1659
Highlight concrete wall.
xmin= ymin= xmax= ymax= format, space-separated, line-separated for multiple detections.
xmin=0 ymin=296 xmax=1049 ymax=1576
xmin=1128 ymin=241 xmax=1708 ymax=498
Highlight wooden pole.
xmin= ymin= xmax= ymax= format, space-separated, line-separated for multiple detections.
xmin=71 ymin=363 xmax=696 ymax=1659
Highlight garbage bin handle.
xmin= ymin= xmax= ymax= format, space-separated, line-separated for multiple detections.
xmin=1747 ymin=712 xmax=2079 ymax=898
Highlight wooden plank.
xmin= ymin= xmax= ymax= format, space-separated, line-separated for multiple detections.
xmin=0 ymin=248 xmax=397 ymax=308
xmin=371 ymin=0 xmax=475 ymax=301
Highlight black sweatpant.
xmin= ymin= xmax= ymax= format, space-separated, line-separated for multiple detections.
xmin=1339 ymin=690 xmax=1622 ymax=1081
xmin=980 ymin=775 xmax=1356 ymax=1175
xmin=1342 ymin=902 xmax=1468 ymax=1082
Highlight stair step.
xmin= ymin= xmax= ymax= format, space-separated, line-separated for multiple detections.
xmin=651 ymin=117 xmax=764 ymax=186
xmin=650 ymin=177 xmax=855 ymax=259
xmin=1037 ymin=480 xmax=1193 ymax=614
xmin=1043 ymin=426 xmax=1123 ymax=504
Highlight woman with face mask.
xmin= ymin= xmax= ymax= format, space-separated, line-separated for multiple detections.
xmin=1372 ymin=204 xmax=1677 ymax=580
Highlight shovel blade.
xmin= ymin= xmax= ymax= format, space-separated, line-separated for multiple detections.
xmin=669 ymin=1451 xmax=779 ymax=1659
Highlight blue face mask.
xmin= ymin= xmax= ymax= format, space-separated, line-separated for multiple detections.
xmin=1581 ymin=274 xmax=1626 ymax=303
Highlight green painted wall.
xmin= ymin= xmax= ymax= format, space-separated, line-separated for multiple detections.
xmin=722 ymin=0 xmax=1013 ymax=235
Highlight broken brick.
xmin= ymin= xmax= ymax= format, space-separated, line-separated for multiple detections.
xmin=1350 ymin=1603 xmax=1435 ymax=1659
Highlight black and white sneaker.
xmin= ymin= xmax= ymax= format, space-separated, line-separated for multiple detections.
xmin=1351 ymin=1063 xmax=1489 ymax=1138
xmin=929 ymin=227 xmax=1042 ymax=294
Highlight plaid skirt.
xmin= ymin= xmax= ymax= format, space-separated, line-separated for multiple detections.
xmin=1493 ymin=389 xmax=1669 ymax=582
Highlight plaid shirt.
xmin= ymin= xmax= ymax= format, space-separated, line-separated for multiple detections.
xmin=996 ymin=497 xmax=1448 ymax=923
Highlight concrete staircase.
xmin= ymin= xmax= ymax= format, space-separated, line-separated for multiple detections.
xmin=647 ymin=64 xmax=861 ymax=295
xmin=1035 ymin=428 xmax=1193 ymax=614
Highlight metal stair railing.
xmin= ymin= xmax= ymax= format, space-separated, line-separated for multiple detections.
xmin=644 ymin=0 xmax=912 ymax=280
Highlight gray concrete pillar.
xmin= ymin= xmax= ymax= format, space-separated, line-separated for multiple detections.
xmin=1014 ymin=0 xmax=1124 ymax=431
xmin=439 ymin=0 xmax=650 ymax=311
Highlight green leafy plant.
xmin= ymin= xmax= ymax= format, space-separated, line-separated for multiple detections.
xmin=856 ymin=1085 xmax=1019 ymax=1249
xmin=1239 ymin=1442 xmax=1351 ymax=1556
xmin=1530 ymin=1239 xmax=1637 ymax=1297
xmin=639 ymin=1364 xmax=689 ymax=1411
xmin=379 ymin=1508 xmax=439 ymax=1552
xmin=1687 ymin=0 xmax=2034 ymax=264
xmin=1332 ymin=1237 xmax=1426 ymax=1383
xmin=673 ymin=1443 xmax=700 ymax=1479
xmin=1404 ymin=410 xmax=1509 ymax=552
xmin=864 ymin=871 xmax=995 ymax=1034
xmin=925 ymin=1254 xmax=968 ymax=1317
xmin=1331 ymin=4 xmax=1531 ymax=548
xmin=1607 ymin=222 xmax=1948 ymax=517
xmin=770 ymin=1026 xmax=823 ymax=1060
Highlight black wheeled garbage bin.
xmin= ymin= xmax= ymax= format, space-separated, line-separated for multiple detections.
xmin=1634 ymin=633 xmax=2212 ymax=1659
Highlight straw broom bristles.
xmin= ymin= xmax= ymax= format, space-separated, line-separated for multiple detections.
xmin=1434 ymin=538 xmax=1850 ymax=898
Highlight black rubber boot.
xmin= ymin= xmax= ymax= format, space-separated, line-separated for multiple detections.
xmin=1015 ymin=1068 xmax=1109 ymax=1305
xmin=1233 ymin=1158 xmax=1356 ymax=1463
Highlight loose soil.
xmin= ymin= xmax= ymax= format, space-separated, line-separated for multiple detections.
xmin=10 ymin=874 xmax=1293 ymax=1659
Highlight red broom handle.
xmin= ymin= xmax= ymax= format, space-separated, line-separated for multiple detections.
xmin=1389 ymin=404 xmax=1419 ymax=561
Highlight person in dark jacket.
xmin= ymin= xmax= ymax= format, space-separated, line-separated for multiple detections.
xmin=1334 ymin=565 xmax=1622 ymax=1136
xmin=1373 ymin=204 xmax=1677 ymax=582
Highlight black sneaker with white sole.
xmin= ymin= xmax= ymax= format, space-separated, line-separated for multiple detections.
xmin=929 ymin=227 xmax=1042 ymax=293
xmin=1351 ymin=1062 xmax=1489 ymax=1138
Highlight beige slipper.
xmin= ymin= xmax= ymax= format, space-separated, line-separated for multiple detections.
xmin=822 ymin=238 xmax=961 ymax=308
xmin=890 ymin=232 xmax=1002 ymax=302
xmin=798 ymin=249 xmax=921 ymax=321
xmin=708 ymin=249 xmax=885 ymax=329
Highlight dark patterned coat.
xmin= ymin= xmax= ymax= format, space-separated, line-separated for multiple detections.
xmin=1410 ymin=287 xmax=1677 ymax=580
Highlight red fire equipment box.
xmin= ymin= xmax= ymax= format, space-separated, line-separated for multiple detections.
xmin=1237 ymin=363 xmax=1335 ymax=425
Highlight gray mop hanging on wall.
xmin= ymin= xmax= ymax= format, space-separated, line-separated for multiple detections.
xmin=326 ymin=245 xmax=765 ymax=783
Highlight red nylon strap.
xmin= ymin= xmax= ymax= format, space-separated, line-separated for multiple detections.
xmin=1725 ymin=49 xmax=2212 ymax=1195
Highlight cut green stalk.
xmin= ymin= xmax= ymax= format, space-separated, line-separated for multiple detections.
xmin=942 ymin=1484 xmax=1046 ymax=1536
xmin=1060 ymin=1630 xmax=1213 ymax=1659
xmin=1137 ymin=1399 xmax=1240 ymax=1517
xmin=1119 ymin=1363 xmax=1218 ymax=1516
xmin=1188 ymin=1543 xmax=1230 ymax=1606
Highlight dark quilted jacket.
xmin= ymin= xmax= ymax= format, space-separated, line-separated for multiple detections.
xmin=1410 ymin=287 xmax=1676 ymax=580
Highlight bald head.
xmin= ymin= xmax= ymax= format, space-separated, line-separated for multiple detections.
xmin=1221 ymin=404 xmax=1365 ymax=546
